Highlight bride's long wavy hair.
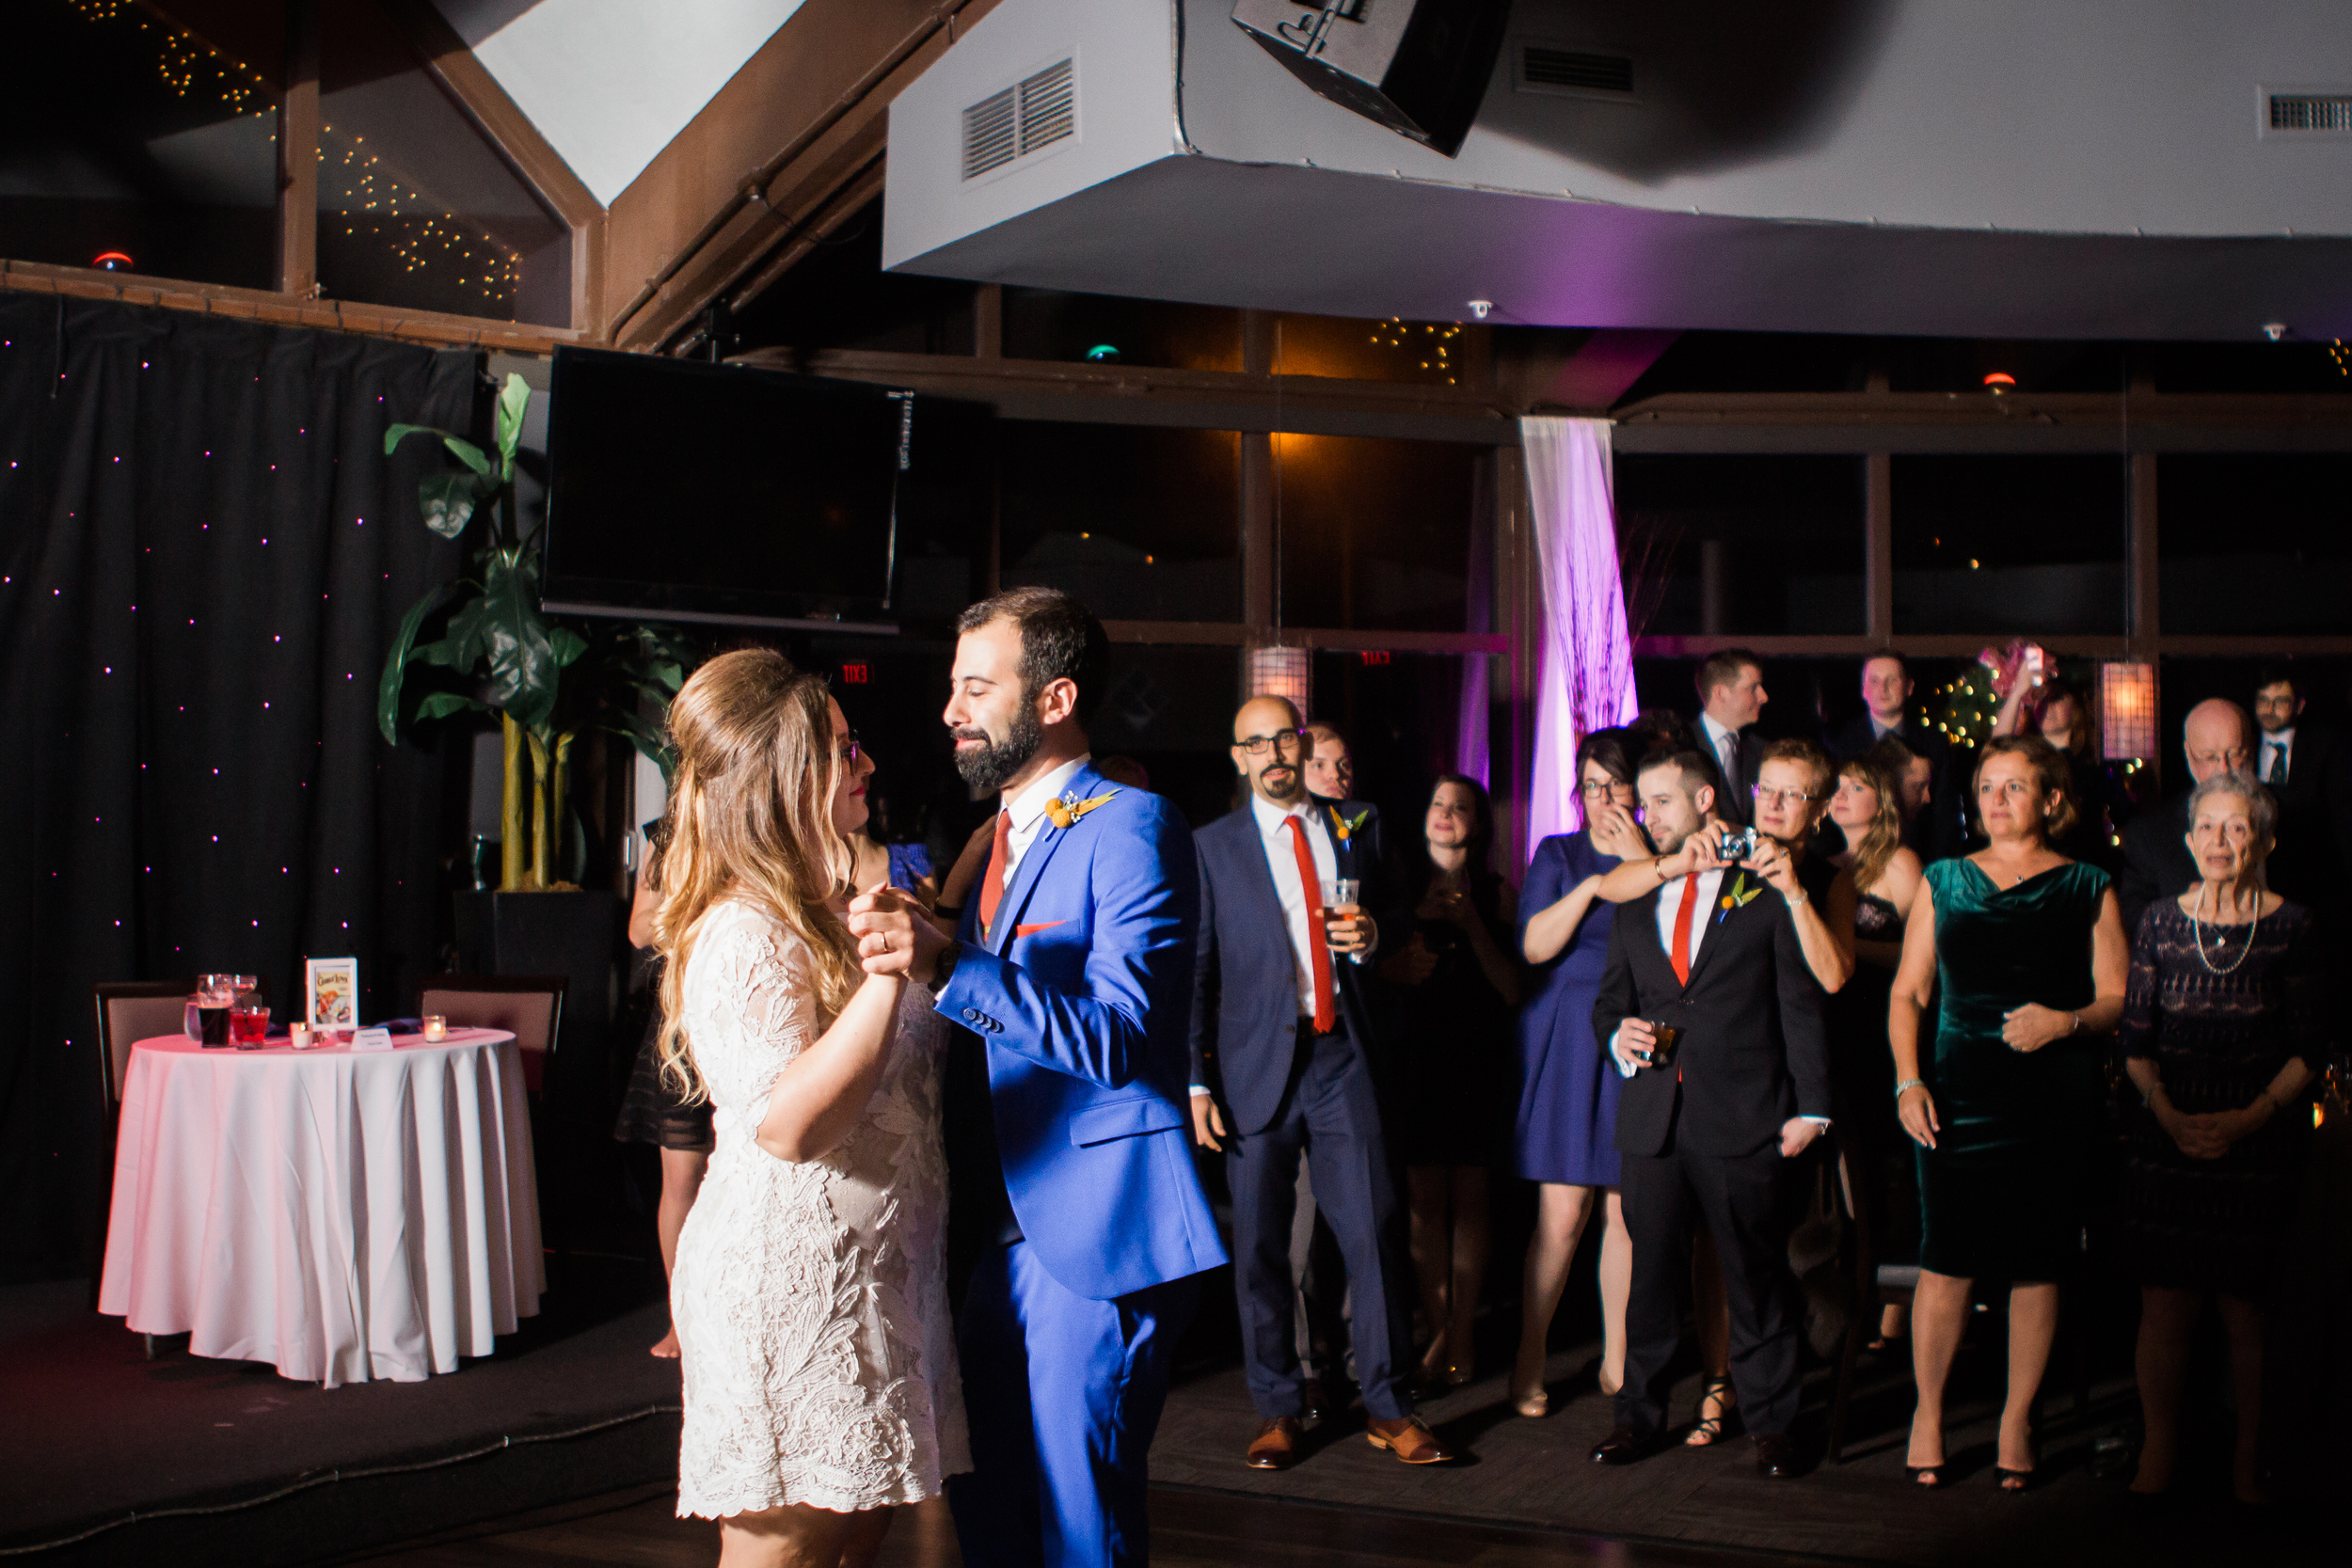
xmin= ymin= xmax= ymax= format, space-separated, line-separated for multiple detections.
xmin=653 ymin=648 xmax=859 ymax=1101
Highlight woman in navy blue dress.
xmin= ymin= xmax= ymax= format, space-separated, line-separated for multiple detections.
xmin=1509 ymin=728 xmax=1652 ymax=1417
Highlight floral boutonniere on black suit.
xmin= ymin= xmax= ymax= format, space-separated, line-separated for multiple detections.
xmin=1721 ymin=871 xmax=1766 ymax=911
xmin=1327 ymin=806 xmax=1371 ymax=843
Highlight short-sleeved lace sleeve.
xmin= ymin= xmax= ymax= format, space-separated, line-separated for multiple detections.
xmin=677 ymin=900 xmax=818 ymax=1128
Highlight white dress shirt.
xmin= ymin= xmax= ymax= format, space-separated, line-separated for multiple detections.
xmin=1608 ymin=865 xmax=1833 ymax=1123
xmin=1701 ymin=711 xmax=1742 ymax=789
xmin=996 ymin=753 xmax=1092 ymax=885
xmin=2262 ymin=727 xmax=2295 ymax=785
xmin=1249 ymin=793 xmax=1344 ymax=1018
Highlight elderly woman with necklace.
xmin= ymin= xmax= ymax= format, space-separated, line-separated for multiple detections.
xmin=2119 ymin=771 xmax=2322 ymax=1504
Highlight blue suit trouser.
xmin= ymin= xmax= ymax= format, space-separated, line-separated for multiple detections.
xmin=1225 ymin=1025 xmax=1412 ymax=1421
xmin=948 ymin=1240 xmax=1200 ymax=1568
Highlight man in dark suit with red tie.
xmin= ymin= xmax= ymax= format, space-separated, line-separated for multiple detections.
xmin=1188 ymin=695 xmax=1445 ymax=1471
xmin=1588 ymin=748 xmax=1833 ymax=1480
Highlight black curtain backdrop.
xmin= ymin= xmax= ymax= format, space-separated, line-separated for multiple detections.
xmin=0 ymin=296 xmax=474 ymax=1280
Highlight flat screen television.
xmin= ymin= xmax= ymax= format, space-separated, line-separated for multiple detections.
xmin=541 ymin=346 xmax=910 ymax=627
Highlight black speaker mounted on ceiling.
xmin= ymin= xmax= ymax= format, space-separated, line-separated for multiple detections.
xmin=1231 ymin=0 xmax=1514 ymax=159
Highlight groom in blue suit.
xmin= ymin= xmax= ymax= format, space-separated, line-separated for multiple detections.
xmin=850 ymin=587 xmax=1224 ymax=1568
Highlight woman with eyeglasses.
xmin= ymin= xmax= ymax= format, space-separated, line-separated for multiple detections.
xmin=1507 ymin=728 xmax=1649 ymax=1418
xmin=1887 ymin=735 xmax=2128 ymax=1493
xmin=2119 ymin=772 xmax=2318 ymax=1503
xmin=656 ymin=649 xmax=967 ymax=1560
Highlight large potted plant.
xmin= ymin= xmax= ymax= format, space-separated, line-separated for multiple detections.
xmin=377 ymin=373 xmax=691 ymax=887
xmin=376 ymin=374 xmax=693 ymax=1109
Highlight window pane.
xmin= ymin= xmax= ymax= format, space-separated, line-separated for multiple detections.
xmin=1614 ymin=455 xmax=1866 ymax=637
xmin=318 ymin=0 xmax=569 ymax=325
xmin=1276 ymin=436 xmax=1480 ymax=632
xmin=2157 ymin=455 xmax=2352 ymax=635
xmin=1272 ymin=314 xmax=1468 ymax=385
xmin=1 ymin=0 xmax=280 ymax=289
xmin=1002 ymin=289 xmax=1239 ymax=372
xmin=1311 ymin=649 xmax=1473 ymax=829
xmin=1893 ymin=455 xmax=2125 ymax=635
xmin=998 ymin=423 xmax=1241 ymax=622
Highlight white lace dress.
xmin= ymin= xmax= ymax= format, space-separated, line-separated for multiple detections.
xmin=671 ymin=899 xmax=970 ymax=1517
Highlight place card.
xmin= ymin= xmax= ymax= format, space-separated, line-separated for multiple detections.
xmin=351 ymin=1027 xmax=393 ymax=1053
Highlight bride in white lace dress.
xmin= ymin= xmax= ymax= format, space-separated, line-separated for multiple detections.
xmin=652 ymin=649 xmax=969 ymax=1567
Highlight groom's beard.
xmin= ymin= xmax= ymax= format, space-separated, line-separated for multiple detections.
xmin=953 ymin=706 xmax=1043 ymax=795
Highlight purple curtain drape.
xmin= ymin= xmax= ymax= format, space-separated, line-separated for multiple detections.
xmin=1522 ymin=417 xmax=1639 ymax=855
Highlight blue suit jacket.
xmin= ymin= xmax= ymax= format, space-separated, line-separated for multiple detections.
xmin=935 ymin=760 xmax=1227 ymax=1300
xmin=1188 ymin=798 xmax=1393 ymax=1137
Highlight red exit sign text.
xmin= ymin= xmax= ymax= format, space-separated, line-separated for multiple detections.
xmin=840 ymin=663 xmax=870 ymax=685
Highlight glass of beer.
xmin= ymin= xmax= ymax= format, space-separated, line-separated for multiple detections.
xmin=194 ymin=974 xmax=239 ymax=1047
xmin=1321 ymin=878 xmax=1360 ymax=950
xmin=1644 ymin=1020 xmax=1682 ymax=1069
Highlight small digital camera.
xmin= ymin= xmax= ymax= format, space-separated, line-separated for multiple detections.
xmin=1716 ymin=826 xmax=1759 ymax=862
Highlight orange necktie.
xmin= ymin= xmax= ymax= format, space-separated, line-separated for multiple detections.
xmin=1284 ymin=816 xmax=1338 ymax=1034
xmin=978 ymin=810 xmax=1012 ymax=930
xmin=1669 ymin=873 xmax=1698 ymax=986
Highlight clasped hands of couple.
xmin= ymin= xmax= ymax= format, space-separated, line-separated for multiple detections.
xmin=845 ymin=886 xmax=950 ymax=985
xmin=1600 ymin=809 xmax=1823 ymax=1162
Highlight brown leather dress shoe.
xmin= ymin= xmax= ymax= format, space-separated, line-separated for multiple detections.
xmin=1365 ymin=1415 xmax=1453 ymax=1464
xmin=1590 ymin=1425 xmax=1655 ymax=1465
xmin=1246 ymin=1417 xmax=1302 ymax=1470
xmin=1753 ymin=1433 xmax=1802 ymax=1480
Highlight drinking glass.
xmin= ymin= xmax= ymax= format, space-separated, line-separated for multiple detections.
xmin=1320 ymin=878 xmax=1361 ymax=949
xmin=195 ymin=974 xmax=239 ymax=1047
xmin=230 ymin=996 xmax=270 ymax=1049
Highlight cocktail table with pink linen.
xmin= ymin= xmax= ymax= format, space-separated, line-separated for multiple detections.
xmin=97 ymin=1026 xmax=544 ymax=1387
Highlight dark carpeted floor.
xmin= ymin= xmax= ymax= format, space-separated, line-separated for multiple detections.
xmin=0 ymin=1256 xmax=680 ymax=1564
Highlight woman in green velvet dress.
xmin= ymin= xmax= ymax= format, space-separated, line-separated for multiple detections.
xmin=1886 ymin=736 xmax=2130 ymax=1492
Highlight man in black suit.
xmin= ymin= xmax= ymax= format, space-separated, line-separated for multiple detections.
xmin=1823 ymin=651 xmax=1962 ymax=860
xmin=1188 ymin=696 xmax=1445 ymax=1470
xmin=1694 ymin=649 xmax=1770 ymax=826
xmin=2252 ymin=666 xmax=2352 ymax=938
xmin=2120 ymin=699 xmax=2255 ymax=933
xmin=1588 ymin=748 xmax=1833 ymax=1481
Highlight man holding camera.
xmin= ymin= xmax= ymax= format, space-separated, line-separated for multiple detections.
xmin=1586 ymin=747 xmax=1835 ymax=1479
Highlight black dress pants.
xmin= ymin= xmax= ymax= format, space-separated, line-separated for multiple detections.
xmin=1616 ymin=1137 xmax=1804 ymax=1438
xmin=1226 ymin=1022 xmax=1412 ymax=1421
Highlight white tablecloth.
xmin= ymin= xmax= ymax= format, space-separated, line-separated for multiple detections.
xmin=97 ymin=1028 xmax=544 ymax=1387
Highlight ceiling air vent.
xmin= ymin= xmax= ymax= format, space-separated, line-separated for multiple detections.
xmin=2259 ymin=87 xmax=2352 ymax=138
xmin=1516 ymin=44 xmax=1635 ymax=101
xmin=962 ymin=57 xmax=1078 ymax=181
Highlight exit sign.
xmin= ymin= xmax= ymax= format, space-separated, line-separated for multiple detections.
xmin=840 ymin=663 xmax=869 ymax=685
xmin=1359 ymin=650 xmax=1391 ymax=666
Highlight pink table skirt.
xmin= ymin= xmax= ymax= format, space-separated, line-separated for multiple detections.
xmin=97 ymin=1028 xmax=544 ymax=1387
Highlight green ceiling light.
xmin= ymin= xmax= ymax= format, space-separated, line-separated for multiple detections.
xmin=1085 ymin=343 xmax=1121 ymax=362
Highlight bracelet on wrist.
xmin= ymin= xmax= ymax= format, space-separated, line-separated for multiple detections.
xmin=1894 ymin=1077 xmax=1926 ymax=1099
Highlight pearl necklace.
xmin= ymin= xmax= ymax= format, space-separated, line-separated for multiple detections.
xmin=2188 ymin=880 xmax=2260 ymax=976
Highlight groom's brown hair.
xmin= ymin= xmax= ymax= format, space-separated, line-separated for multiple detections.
xmin=958 ymin=586 xmax=1110 ymax=727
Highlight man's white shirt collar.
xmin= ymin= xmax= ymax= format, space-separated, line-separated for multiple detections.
xmin=1249 ymin=792 xmax=1321 ymax=835
xmin=1002 ymin=754 xmax=1092 ymax=830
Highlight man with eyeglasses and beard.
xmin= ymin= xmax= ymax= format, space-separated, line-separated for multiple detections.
xmin=1186 ymin=695 xmax=1447 ymax=1472
xmin=849 ymin=587 xmax=1224 ymax=1568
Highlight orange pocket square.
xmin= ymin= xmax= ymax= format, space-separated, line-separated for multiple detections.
xmin=1014 ymin=920 xmax=1068 ymax=937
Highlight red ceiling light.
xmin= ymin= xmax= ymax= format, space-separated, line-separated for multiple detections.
xmin=1982 ymin=372 xmax=2016 ymax=391
xmin=92 ymin=251 xmax=135 ymax=272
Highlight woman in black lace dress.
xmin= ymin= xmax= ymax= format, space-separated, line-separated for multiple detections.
xmin=2119 ymin=772 xmax=2322 ymax=1503
xmin=1825 ymin=753 xmax=1926 ymax=1349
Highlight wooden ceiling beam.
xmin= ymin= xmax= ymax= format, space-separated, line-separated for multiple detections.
xmin=3 ymin=257 xmax=585 ymax=356
xmin=606 ymin=0 xmax=1002 ymax=354
xmin=376 ymin=0 xmax=608 ymax=339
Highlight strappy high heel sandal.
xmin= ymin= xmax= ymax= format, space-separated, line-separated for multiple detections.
xmin=1683 ymin=1376 xmax=1736 ymax=1447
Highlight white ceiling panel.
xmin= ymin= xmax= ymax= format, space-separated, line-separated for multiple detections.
xmin=433 ymin=0 xmax=806 ymax=205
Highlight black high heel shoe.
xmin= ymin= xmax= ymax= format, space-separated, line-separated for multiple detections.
xmin=1905 ymin=1464 xmax=1949 ymax=1491
xmin=1995 ymin=1465 xmax=2038 ymax=1494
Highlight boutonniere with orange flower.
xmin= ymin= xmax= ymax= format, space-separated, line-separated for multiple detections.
xmin=1327 ymin=806 xmax=1371 ymax=842
xmin=1722 ymin=872 xmax=1765 ymax=911
xmin=1043 ymin=788 xmax=1120 ymax=830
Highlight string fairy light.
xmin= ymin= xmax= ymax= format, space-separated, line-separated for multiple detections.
xmin=1365 ymin=316 xmax=1464 ymax=386
xmin=59 ymin=0 xmax=525 ymax=317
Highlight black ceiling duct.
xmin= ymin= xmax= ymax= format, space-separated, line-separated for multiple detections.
xmin=1231 ymin=0 xmax=1515 ymax=159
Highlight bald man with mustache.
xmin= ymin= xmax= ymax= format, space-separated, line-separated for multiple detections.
xmin=2120 ymin=699 xmax=2258 ymax=934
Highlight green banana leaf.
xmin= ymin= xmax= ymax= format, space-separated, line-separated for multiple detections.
xmin=376 ymin=579 xmax=460 ymax=743
xmin=417 ymin=472 xmax=484 ymax=540
xmin=463 ymin=547 xmax=559 ymax=729
xmin=494 ymin=374 xmax=531 ymax=482
xmin=385 ymin=423 xmax=493 ymax=477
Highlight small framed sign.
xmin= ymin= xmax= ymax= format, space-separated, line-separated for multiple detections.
xmin=305 ymin=957 xmax=358 ymax=1036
